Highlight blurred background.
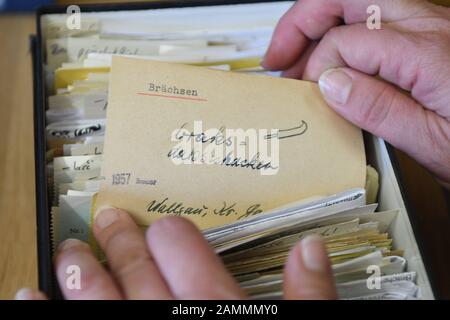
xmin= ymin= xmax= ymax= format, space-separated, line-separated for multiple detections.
xmin=0 ymin=0 xmax=165 ymax=11
xmin=0 ymin=0 xmax=449 ymax=300
xmin=0 ymin=0 xmax=52 ymax=11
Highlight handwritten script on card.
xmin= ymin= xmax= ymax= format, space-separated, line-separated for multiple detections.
xmin=96 ymin=57 xmax=366 ymax=229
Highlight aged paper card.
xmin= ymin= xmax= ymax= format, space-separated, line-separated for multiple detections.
xmin=96 ymin=56 xmax=366 ymax=229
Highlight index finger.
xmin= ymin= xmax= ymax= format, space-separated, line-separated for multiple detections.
xmin=263 ymin=0 xmax=434 ymax=70
xmin=147 ymin=217 xmax=246 ymax=300
xmin=54 ymin=239 xmax=123 ymax=300
xmin=93 ymin=208 xmax=173 ymax=299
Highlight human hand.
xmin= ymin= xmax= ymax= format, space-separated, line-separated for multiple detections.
xmin=263 ymin=0 xmax=450 ymax=187
xmin=16 ymin=208 xmax=336 ymax=300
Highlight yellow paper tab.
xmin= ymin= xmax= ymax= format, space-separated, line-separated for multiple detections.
xmin=54 ymin=67 xmax=110 ymax=90
xmin=96 ymin=56 xmax=366 ymax=229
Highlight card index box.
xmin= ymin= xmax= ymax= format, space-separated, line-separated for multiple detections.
xmin=31 ymin=0 xmax=437 ymax=299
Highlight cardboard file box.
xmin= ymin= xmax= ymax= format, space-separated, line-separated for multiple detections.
xmin=31 ymin=0 xmax=436 ymax=299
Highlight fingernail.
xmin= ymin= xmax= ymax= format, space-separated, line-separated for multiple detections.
xmin=300 ymin=234 xmax=329 ymax=272
xmin=318 ymin=68 xmax=353 ymax=104
xmin=58 ymin=238 xmax=84 ymax=251
xmin=94 ymin=207 xmax=119 ymax=230
xmin=15 ymin=288 xmax=33 ymax=300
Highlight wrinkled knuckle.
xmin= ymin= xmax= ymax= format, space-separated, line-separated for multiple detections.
xmin=356 ymin=85 xmax=396 ymax=133
xmin=103 ymin=227 xmax=150 ymax=266
xmin=114 ymin=249 xmax=154 ymax=280
xmin=103 ymin=225 xmax=131 ymax=251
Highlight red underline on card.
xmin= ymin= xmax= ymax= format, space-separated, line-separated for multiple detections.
xmin=136 ymin=92 xmax=208 ymax=102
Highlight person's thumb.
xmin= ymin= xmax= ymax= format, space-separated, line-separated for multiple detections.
xmin=283 ymin=235 xmax=336 ymax=299
xmin=318 ymin=67 xmax=450 ymax=184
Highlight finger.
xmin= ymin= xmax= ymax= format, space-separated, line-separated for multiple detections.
xmin=302 ymin=22 xmax=450 ymax=116
xmin=15 ymin=288 xmax=48 ymax=300
xmin=318 ymin=67 xmax=450 ymax=183
xmin=54 ymin=238 xmax=122 ymax=300
xmin=280 ymin=41 xmax=318 ymax=79
xmin=93 ymin=208 xmax=173 ymax=299
xmin=263 ymin=0 xmax=434 ymax=70
xmin=284 ymin=235 xmax=336 ymax=300
xmin=303 ymin=23 xmax=409 ymax=83
xmin=261 ymin=2 xmax=313 ymax=71
xmin=147 ymin=216 xmax=245 ymax=299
